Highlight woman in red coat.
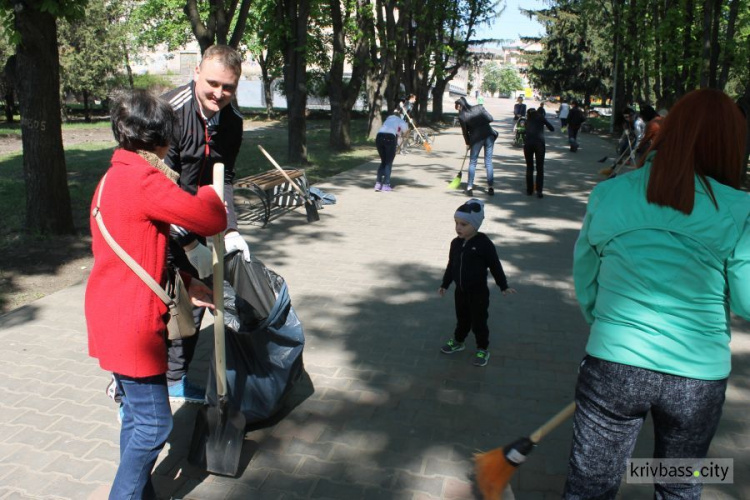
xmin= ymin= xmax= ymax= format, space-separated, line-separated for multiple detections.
xmin=85 ymin=89 xmax=226 ymax=499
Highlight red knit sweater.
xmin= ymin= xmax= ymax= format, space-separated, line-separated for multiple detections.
xmin=85 ymin=149 xmax=227 ymax=377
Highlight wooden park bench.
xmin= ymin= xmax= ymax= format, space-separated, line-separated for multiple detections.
xmin=233 ymin=168 xmax=309 ymax=227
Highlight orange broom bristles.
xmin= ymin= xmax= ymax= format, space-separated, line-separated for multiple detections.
xmin=474 ymin=403 xmax=576 ymax=500
xmin=474 ymin=449 xmax=517 ymax=500
xmin=423 ymin=142 xmax=432 ymax=153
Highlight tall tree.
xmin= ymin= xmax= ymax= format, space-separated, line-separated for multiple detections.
xmin=58 ymin=0 xmax=125 ymax=122
xmin=363 ymin=0 xmax=397 ymax=138
xmin=184 ymin=0 xmax=253 ymax=52
xmin=327 ymin=0 xmax=369 ymax=150
xmin=1 ymin=0 xmax=86 ymax=235
xmin=243 ymin=0 xmax=285 ymax=118
xmin=277 ymin=0 xmax=311 ymax=163
xmin=429 ymin=0 xmax=502 ymax=121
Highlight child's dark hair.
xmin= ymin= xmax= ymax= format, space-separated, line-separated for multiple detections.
xmin=110 ymin=89 xmax=176 ymax=152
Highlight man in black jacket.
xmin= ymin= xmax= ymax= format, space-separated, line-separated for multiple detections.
xmin=162 ymin=45 xmax=251 ymax=402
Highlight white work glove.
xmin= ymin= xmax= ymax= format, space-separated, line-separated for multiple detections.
xmin=184 ymin=242 xmax=213 ymax=279
xmin=224 ymin=231 xmax=251 ymax=261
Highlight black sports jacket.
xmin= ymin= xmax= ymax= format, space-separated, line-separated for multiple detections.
xmin=441 ymin=233 xmax=509 ymax=292
xmin=162 ymin=82 xmax=243 ymax=246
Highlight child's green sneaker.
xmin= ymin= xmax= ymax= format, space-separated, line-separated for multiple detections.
xmin=441 ymin=339 xmax=465 ymax=354
xmin=473 ymin=349 xmax=490 ymax=367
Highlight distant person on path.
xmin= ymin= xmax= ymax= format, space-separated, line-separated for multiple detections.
xmin=563 ymin=89 xmax=750 ymax=498
xmin=438 ymin=199 xmax=516 ymax=367
xmin=617 ymin=107 xmax=645 ymax=163
xmin=455 ymin=97 xmax=499 ymax=197
xmin=160 ymin=44 xmax=252 ymax=403
xmin=567 ymin=100 xmax=586 ymax=152
xmin=537 ymin=101 xmax=547 ymax=117
xmin=86 ymin=90 xmax=226 ymax=499
xmin=513 ymin=96 xmax=527 ymax=121
xmin=558 ymin=99 xmax=570 ymax=131
xmin=523 ymin=108 xmax=555 ymax=198
xmin=400 ymin=93 xmax=416 ymax=120
xmin=634 ymin=104 xmax=662 ymax=161
xmin=374 ymin=110 xmax=408 ymax=192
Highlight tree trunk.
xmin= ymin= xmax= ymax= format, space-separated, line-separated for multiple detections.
xmin=652 ymin=1 xmax=663 ymax=105
xmin=14 ymin=4 xmax=74 ymax=234
xmin=366 ymin=74 xmax=385 ymax=139
xmin=679 ymin=0 xmax=695 ymax=92
xmin=431 ymin=80 xmax=447 ymax=121
xmin=280 ymin=0 xmax=310 ymax=164
xmin=365 ymin=0 xmax=396 ymax=138
xmin=328 ymin=0 xmax=350 ymax=150
xmin=326 ymin=0 xmax=369 ymax=150
xmin=4 ymin=89 xmax=14 ymax=123
xmin=708 ymin=0 xmax=723 ymax=88
xmin=83 ymin=89 xmax=91 ymax=123
xmin=185 ymin=0 xmax=215 ymax=53
xmin=258 ymin=52 xmax=275 ymax=118
xmin=718 ymin=0 xmax=739 ymax=89
xmin=699 ymin=0 xmax=713 ymax=87
xmin=612 ymin=0 xmax=627 ymax=132
xmin=123 ymin=42 xmax=134 ymax=89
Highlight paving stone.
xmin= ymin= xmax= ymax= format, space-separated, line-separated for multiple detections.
xmin=310 ymin=478 xmax=367 ymax=499
xmin=261 ymin=471 xmax=316 ymax=496
xmin=393 ymin=470 xmax=445 ymax=497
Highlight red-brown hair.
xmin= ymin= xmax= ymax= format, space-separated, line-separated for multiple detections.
xmin=647 ymin=89 xmax=747 ymax=214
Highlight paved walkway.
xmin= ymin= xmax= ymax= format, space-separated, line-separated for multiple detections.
xmin=1 ymin=97 xmax=748 ymax=500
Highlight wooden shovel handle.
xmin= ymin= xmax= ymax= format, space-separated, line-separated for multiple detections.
xmin=529 ymin=402 xmax=576 ymax=444
xmin=212 ymin=163 xmax=227 ymax=397
xmin=257 ymin=145 xmax=309 ymax=201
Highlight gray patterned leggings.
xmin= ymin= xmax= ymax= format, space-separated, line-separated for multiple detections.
xmin=563 ymin=356 xmax=727 ymax=499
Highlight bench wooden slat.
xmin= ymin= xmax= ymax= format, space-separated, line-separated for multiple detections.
xmin=236 ymin=169 xmax=304 ymax=192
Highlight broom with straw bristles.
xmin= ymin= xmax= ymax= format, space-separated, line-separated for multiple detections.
xmin=474 ymin=402 xmax=576 ymax=500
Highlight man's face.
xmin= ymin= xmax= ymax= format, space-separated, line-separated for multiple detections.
xmin=193 ymin=59 xmax=239 ymax=117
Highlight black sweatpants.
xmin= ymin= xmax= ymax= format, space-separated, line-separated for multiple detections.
xmin=167 ymin=305 xmax=204 ymax=384
xmin=453 ymin=287 xmax=490 ymax=350
xmin=523 ymin=142 xmax=546 ymax=195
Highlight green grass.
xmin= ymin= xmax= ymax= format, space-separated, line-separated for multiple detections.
xmin=0 ymin=117 xmax=378 ymax=247
xmin=586 ymin=116 xmax=611 ymax=134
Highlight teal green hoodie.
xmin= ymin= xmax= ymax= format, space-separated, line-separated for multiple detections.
xmin=574 ymin=162 xmax=750 ymax=380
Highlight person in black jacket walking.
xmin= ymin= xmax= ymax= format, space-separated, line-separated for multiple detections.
xmin=523 ymin=108 xmax=555 ymax=198
xmin=455 ymin=97 xmax=499 ymax=197
xmin=438 ymin=199 xmax=516 ymax=367
xmin=567 ymin=100 xmax=586 ymax=152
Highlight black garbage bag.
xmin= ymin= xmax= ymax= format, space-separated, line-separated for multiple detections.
xmin=206 ymin=251 xmax=305 ymax=424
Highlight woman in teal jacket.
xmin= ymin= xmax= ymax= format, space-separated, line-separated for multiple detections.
xmin=564 ymin=89 xmax=749 ymax=498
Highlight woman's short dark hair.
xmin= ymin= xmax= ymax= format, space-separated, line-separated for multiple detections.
xmin=110 ymin=89 xmax=176 ymax=152
xmin=647 ymin=89 xmax=747 ymax=214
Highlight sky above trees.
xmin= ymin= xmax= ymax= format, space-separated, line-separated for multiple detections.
xmin=475 ymin=0 xmax=547 ymax=43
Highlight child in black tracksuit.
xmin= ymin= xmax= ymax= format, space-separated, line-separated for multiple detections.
xmin=438 ymin=199 xmax=516 ymax=366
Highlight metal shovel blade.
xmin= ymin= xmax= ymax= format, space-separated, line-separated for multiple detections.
xmin=189 ymin=396 xmax=246 ymax=476
xmin=304 ymin=200 xmax=320 ymax=222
